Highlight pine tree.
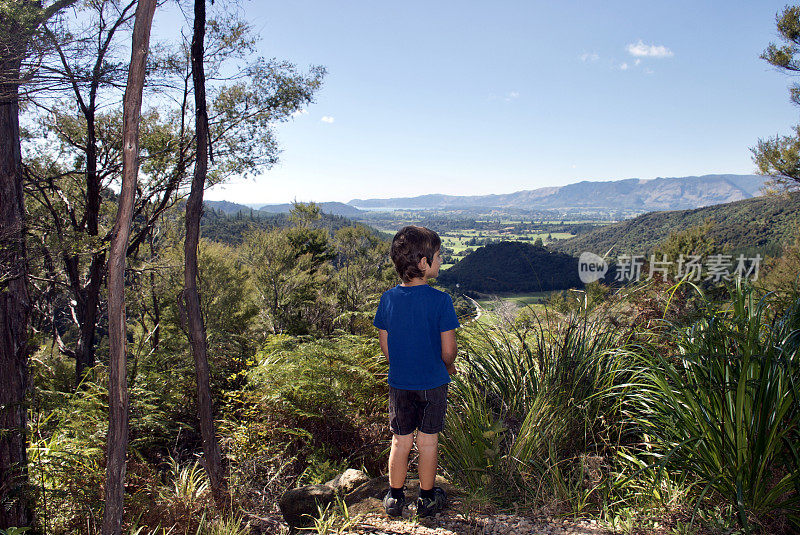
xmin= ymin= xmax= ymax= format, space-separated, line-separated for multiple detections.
xmin=753 ymin=5 xmax=800 ymax=191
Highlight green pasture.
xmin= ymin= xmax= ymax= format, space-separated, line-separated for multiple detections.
xmin=474 ymin=291 xmax=553 ymax=309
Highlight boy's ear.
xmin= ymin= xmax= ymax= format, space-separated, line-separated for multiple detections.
xmin=418 ymin=256 xmax=430 ymax=270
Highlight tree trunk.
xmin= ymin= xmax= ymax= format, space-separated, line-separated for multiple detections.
xmin=74 ymin=116 xmax=103 ymax=385
xmin=0 ymin=51 xmax=33 ymax=531
xmin=74 ymin=253 xmax=104 ymax=386
xmin=101 ymin=0 xmax=156 ymax=533
xmin=0 ymin=2 xmax=81 ymax=526
xmin=182 ymin=0 xmax=228 ymax=509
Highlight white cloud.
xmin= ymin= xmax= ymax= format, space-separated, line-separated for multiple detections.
xmin=619 ymin=62 xmax=629 ymax=70
xmin=580 ymin=52 xmax=599 ymax=62
xmin=626 ymin=40 xmax=673 ymax=58
xmin=320 ymin=116 xmax=335 ymax=123
xmin=504 ymin=91 xmax=520 ymax=102
xmin=291 ymin=108 xmax=308 ymax=118
xmin=634 ymin=59 xmax=641 ymax=66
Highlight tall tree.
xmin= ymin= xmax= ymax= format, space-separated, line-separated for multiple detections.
xmin=102 ymin=0 xmax=156 ymax=532
xmin=0 ymin=0 xmax=76 ymax=528
xmin=332 ymin=225 xmax=391 ymax=334
xmin=241 ymin=204 xmax=335 ymax=335
xmin=753 ymin=5 xmax=800 ymax=191
xmin=23 ymin=11 xmax=325 ymax=389
xmin=26 ymin=0 xmax=185 ymax=386
xmin=180 ymin=0 xmax=227 ymax=510
xmin=40 ymin=0 xmax=137 ymax=386
xmin=177 ymin=2 xmax=325 ymax=505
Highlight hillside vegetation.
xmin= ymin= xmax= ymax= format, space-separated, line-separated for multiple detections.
xmin=199 ymin=206 xmax=381 ymax=245
xmin=552 ymin=191 xmax=800 ymax=258
xmin=20 ymin=195 xmax=800 ymax=534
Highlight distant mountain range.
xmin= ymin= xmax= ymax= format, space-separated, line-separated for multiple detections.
xmin=348 ymin=174 xmax=767 ymax=214
xmin=206 ymin=174 xmax=769 ymax=219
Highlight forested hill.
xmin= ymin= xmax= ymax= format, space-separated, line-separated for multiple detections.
xmin=203 ymin=200 xmax=253 ymax=215
xmin=199 ymin=205 xmax=381 ymax=245
xmin=551 ymin=191 xmax=800 ymax=258
xmin=258 ymin=201 xmax=365 ymax=217
xmin=436 ymin=241 xmax=585 ymax=293
xmin=204 ymin=200 xmax=365 ymax=218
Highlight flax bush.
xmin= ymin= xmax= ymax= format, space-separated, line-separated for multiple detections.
xmin=628 ymin=280 xmax=800 ymax=532
xmin=441 ymin=306 xmax=635 ymax=509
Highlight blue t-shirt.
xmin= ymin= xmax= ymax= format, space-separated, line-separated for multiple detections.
xmin=373 ymin=284 xmax=460 ymax=390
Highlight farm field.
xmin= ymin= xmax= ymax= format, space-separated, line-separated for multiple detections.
xmin=440 ymin=230 xmax=575 ymax=253
xmin=365 ymin=214 xmax=613 ymax=283
xmin=437 ymin=227 xmax=581 ymax=271
xmin=376 ymin=221 xmax=585 ymax=270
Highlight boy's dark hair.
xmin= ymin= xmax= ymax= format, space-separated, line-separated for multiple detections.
xmin=390 ymin=226 xmax=441 ymax=283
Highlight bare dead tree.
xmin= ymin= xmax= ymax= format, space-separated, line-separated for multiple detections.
xmin=102 ymin=0 xmax=157 ymax=533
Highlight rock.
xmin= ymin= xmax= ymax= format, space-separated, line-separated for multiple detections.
xmin=344 ymin=475 xmax=390 ymax=507
xmin=278 ymin=484 xmax=335 ymax=529
xmin=342 ymin=475 xmax=460 ymax=517
xmin=326 ymin=468 xmax=371 ymax=495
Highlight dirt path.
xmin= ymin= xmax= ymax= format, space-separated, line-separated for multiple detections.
xmin=464 ymin=296 xmax=484 ymax=323
xmin=252 ymin=509 xmax=609 ymax=535
xmin=328 ymin=477 xmax=608 ymax=535
xmin=251 ymin=475 xmax=611 ymax=535
xmin=347 ymin=510 xmax=608 ymax=535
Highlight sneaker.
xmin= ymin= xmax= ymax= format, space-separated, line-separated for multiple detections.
xmin=416 ymin=486 xmax=447 ymax=517
xmin=383 ymin=489 xmax=405 ymax=517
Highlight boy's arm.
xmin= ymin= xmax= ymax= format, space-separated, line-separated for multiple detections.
xmin=441 ymin=329 xmax=457 ymax=374
xmin=378 ymin=329 xmax=389 ymax=363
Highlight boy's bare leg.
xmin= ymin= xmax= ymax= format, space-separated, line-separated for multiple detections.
xmin=416 ymin=431 xmax=439 ymax=490
xmin=388 ymin=432 xmax=414 ymax=488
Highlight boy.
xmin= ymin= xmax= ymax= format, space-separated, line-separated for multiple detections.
xmin=373 ymin=225 xmax=460 ymax=518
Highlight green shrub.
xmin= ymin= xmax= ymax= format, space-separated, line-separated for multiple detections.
xmin=28 ymin=362 xmax=183 ymax=534
xmin=224 ymin=334 xmax=388 ymax=488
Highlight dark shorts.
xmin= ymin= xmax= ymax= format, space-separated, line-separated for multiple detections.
xmin=389 ymin=384 xmax=448 ymax=435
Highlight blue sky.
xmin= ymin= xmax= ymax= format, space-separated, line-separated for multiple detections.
xmin=200 ymin=1 xmax=798 ymax=205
